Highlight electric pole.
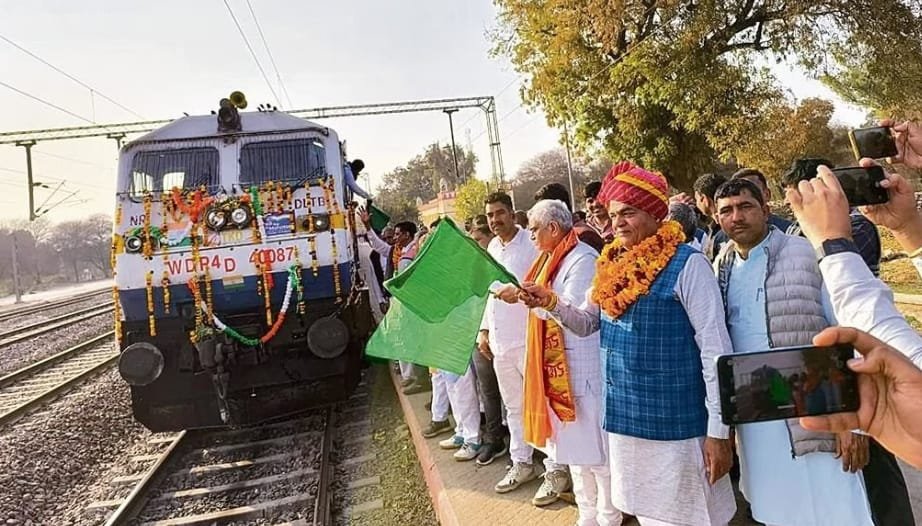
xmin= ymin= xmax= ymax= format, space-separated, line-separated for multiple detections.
xmin=11 ymin=232 xmax=22 ymax=304
xmin=443 ymin=109 xmax=461 ymax=185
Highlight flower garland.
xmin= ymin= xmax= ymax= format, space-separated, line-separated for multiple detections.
xmin=293 ymin=245 xmax=305 ymax=315
xmin=161 ymin=272 xmax=171 ymax=314
xmin=171 ymin=187 xmax=214 ymax=223
xmin=145 ymin=270 xmax=157 ymax=336
xmin=322 ymin=177 xmax=343 ymax=299
xmin=204 ymin=263 xmax=214 ymax=317
xmin=189 ymin=265 xmax=302 ymax=347
xmin=265 ymin=182 xmax=276 ymax=215
xmin=303 ymin=181 xmax=320 ymax=277
xmin=112 ymin=202 xmax=122 ymax=344
xmin=142 ymin=192 xmax=153 ymax=259
xmin=248 ymin=186 xmax=267 ymax=242
xmin=159 ymin=191 xmax=169 ymax=247
xmin=591 ymin=220 xmax=685 ymax=320
xmin=259 ymin=254 xmax=274 ymax=325
xmin=112 ymin=285 xmax=122 ymax=343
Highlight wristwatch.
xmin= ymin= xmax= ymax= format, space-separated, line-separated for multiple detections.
xmin=816 ymin=238 xmax=859 ymax=262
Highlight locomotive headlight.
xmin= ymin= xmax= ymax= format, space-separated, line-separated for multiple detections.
xmin=125 ymin=236 xmax=143 ymax=253
xmin=118 ymin=342 xmax=164 ymax=386
xmin=302 ymin=213 xmax=330 ymax=233
xmin=307 ymin=317 xmax=349 ymax=359
xmin=205 ymin=206 xmax=228 ymax=231
xmin=230 ymin=205 xmax=253 ymax=228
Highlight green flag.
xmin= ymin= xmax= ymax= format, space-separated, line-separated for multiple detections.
xmin=369 ymin=204 xmax=390 ymax=232
xmin=365 ymin=218 xmax=519 ymax=374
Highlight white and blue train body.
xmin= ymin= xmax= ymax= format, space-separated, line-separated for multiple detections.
xmin=112 ymin=103 xmax=373 ymax=431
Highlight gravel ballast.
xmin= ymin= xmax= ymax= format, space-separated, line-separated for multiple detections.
xmin=0 ymin=313 xmax=112 ymax=377
xmin=0 ymin=368 xmax=149 ymax=526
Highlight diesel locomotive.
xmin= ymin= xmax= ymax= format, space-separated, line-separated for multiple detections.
xmin=112 ymin=94 xmax=373 ymax=431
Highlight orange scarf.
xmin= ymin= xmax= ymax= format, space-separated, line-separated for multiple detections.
xmin=523 ymin=230 xmax=579 ymax=447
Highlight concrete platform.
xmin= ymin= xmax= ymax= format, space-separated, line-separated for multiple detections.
xmin=393 ymin=369 xmax=922 ymax=525
xmin=391 ymin=370 xmax=578 ymax=526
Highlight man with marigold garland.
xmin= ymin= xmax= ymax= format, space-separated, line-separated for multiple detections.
xmin=522 ymin=162 xmax=737 ymax=525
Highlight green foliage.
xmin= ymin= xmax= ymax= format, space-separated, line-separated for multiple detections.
xmin=375 ymin=143 xmax=477 ymax=223
xmin=735 ymin=98 xmax=855 ymax=184
xmin=454 ymin=178 xmax=491 ymax=222
xmin=491 ymin=0 xmax=922 ymax=191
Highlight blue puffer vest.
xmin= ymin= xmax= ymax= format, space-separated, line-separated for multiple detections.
xmin=600 ymin=244 xmax=707 ymax=441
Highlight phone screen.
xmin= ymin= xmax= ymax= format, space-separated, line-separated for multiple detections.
xmin=850 ymin=126 xmax=898 ymax=160
xmin=832 ymin=165 xmax=889 ymax=206
xmin=718 ymin=345 xmax=860 ymax=425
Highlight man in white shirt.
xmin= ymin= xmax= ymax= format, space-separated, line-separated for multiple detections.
xmin=477 ymin=192 xmax=554 ymax=496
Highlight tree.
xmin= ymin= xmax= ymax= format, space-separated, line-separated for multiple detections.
xmin=83 ymin=214 xmax=113 ymax=277
xmin=454 ymin=178 xmax=491 ymax=221
xmin=50 ymin=220 xmax=88 ymax=282
xmin=735 ymin=98 xmax=855 ymax=183
xmin=491 ymin=0 xmax=922 ymax=191
xmin=375 ymin=143 xmax=477 ymax=223
xmin=511 ymin=149 xmax=582 ymax=208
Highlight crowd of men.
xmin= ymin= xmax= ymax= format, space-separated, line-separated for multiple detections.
xmin=353 ymin=119 xmax=922 ymax=526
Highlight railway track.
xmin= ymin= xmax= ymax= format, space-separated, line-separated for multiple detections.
xmin=0 ymin=332 xmax=116 ymax=427
xmin=0 ymin=303 xmax=113 ymax=349
xmin=90 ymin=380 xmax=381 ymax=525
xmin=0 ymin=288 xmax=109 ymax=323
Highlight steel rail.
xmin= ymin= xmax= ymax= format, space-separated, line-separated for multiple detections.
xmin=0 ymin=304 xmax=113 ymax=348
xmin=313 ymin=406 xmax=335 ymax=526
xmin=0 ymin=289 xmax=109 ymax=323
xmin=104 ymin=431 xmax=190 ymax=526
xmin=0 ymin=332 xmax=117 ymax=426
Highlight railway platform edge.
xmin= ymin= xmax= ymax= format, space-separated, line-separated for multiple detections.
xmin=390 ymin=369 xmax=578 ymax=526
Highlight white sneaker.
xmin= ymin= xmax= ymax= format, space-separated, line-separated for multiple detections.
xmin=438 ymin=435 xmax=464 ymax=450
xmin=494 ymin=462 xmax=538 ymax=493
xmin=453 ymin=442 xmax=481 ymax=461
xmin=532 ymin=469 xmax=572 ymax=507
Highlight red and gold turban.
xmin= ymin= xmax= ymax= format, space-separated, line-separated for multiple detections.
xmin=596 ymin=161 xmax=669 ymax=221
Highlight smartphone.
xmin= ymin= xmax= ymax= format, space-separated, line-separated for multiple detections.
xmin=849 ymin=126 xmax=898 ymax=160
xmin=830 ymin=165 xmax=889 ymax=206
xmin=717 ymin=344 xmax=860 ymax=425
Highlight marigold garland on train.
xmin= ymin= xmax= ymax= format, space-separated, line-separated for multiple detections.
xmin=110 ymin=92 xmax=374 ymax=431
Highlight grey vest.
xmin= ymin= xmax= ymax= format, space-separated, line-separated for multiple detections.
xmin=715 ymin=228 xmax=836 ymax=457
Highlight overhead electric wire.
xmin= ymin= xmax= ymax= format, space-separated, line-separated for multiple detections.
xmin=0 ymin=33 xmax=146 ymax=120
xmin=0 ymin=80 xmax=95 ymax=125
xmin=244 ymin=0 xmax=293 ymax=108
xmin=222 ymin=0 xmax=283 ymax=108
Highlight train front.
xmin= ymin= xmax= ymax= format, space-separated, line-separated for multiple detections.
xmin=111 ymin=108 xmax=373 ymax=431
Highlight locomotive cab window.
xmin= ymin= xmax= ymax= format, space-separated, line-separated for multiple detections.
xmin=128 ymin=147 xmax=219 ymax=199
xmin=239 ymin=138 xmax=327 ymax=187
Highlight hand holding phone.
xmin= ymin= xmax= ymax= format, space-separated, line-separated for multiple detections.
xmin=849 ymin=126 xmax=898 ymax=161
xmin=831 ymin=165 xmax=889 ymax=207
xmin=718 ymin=344 xmax=860 ymax=425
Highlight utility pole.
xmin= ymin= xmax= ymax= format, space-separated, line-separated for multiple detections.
xmin=16 ymin=140 xmax=37 ymax=221
xmin=563 ymin=122 xmax=576 ymax=212
xmin=443 ymin=109 xmax=461 ymax=184
xmin=10 ymin=232 xmax=22 ymax=304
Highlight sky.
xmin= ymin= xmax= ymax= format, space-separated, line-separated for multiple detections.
xmin=0 ymin=0 xmax=869 ymax=223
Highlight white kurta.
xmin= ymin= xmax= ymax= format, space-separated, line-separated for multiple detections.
xmin=532 ymin=241 xmax=607 ymax=466
xmin=727 ymin=238 xmax=873 ymax=526
xmin=356 ymin=238 xmax=385 ymax=323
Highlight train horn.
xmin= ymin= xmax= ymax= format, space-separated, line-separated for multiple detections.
xmin=229 ymin=91 xmax=248 ymax=109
